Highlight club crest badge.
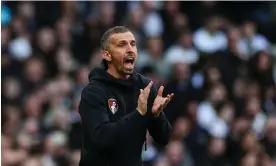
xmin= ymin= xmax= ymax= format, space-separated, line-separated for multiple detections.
xmin=108 ymin=98 xmax=118 ymax=114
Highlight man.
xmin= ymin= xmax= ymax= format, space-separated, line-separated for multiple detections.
xmin=78 ymin=26 xmax=174 ymax=166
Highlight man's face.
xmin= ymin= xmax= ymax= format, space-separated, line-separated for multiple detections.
xmin=105 ymin=31 xmax=137 ymax=76
xmin=243 ymin=22 xmax=256 ymax=37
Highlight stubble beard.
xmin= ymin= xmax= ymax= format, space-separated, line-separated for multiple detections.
xmin=109 ymin=63 xmax=134 ymax=79
xmin=123 ymin=68 xmax=134 ymax=75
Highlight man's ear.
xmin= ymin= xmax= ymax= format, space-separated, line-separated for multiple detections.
xmin=102 ymin=50 xmax=112 ymax=62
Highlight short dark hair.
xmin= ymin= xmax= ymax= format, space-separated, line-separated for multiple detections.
xmin=100 ymin=26 xmax=131 ymax=51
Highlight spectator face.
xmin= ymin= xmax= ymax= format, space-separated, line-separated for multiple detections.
xmin=61 ymin=1 xmax=76 ymax=18
xmin=187 ymin=101 xmax=199 ymax=123
xmin=44 ymin=136 xmax=56 ymax=155
xmin=1 ymin=53 xmax=11 ymax=68
xmin=262 ymin=117 xmax=276 ymax=164
xmin=56 ymin=17 xmax=71 ymax=35
xmin=219 ymin=103 xmax=235 ymax=124
xmin=56 ymin=47 xmax=75 ymax=73
xmin=165 ymin=1 xmax=179 ymax=14
xmin=2 ymin=149 xmax=29 ymax=166
xmin=23 ymin=118 xmax=40 ymax=135
xmin=2 ymin=135 xmax=12 ymax=151
xmin=240 ymin=153 xmax=257 ymax=166
xmin=245 ymin=96 xmax=261 ymax=117
xmin=228 ymin=27 xmax=241 ymax=42
xmin=246 ymin=83 xmax=260 ymax=98
xmin=209 ymin=83 xmax=227 ymax=104
xmin=12 ymin=17 xmax=27 ymax=36
xmin=44 ymin=131 xmax=68 ymax=156
xmin=172 ymin=62 xmax=190 ymax=81
xmin=165 ymin=141 xmax=184 ymax=165
xmin=232 ymin=118 xmax=251 ymax=138
xmin=52 ymin=109 xmax=70 ymax=130
xmin=241 ymin=132 xmax=258 ymax=152
xmin=45 ymin=81 xmax=60 ymax=100
xmin=37 ymin=28 xmax=56 ymax=53
xmin=228 ymin=27 xmax=242 ymax=51
xmin=242 ymin=21 xmax=256 ymax=38
xmin=172 ymin=117 xmax=191 ymax=140
xmin=99 ymin=2 xmax=115 ymax=26
xmin=179 ymin=31 xmax=193 ymax=48
xmin=141 ymin=1 xmax=156 ymax=12
xmin=17 ymin=133 xmax=32 ymax=151
xmin=90 ymin=49 xmax=102 ymax=68
xmin=257 ymin=51 xmax=271 ymax=72
xmin=206 ymin=67 xmax=221 ymax=84
xmin=24 ymin=94 xmax=42 ymax=118
xmin=1 ymin=26 xmax=11 ymax=45
xmin=147 ymin=37 xmax=163 ymax=57
xmin=233 ymin=78 xmax=247 ymax=98
xmin=77 ymin=67 xmax=90 ymax=86
xmin=17 ymin=2 xmax=35 ymax=20
xmin=264 ymin=86 xmax=274 ymax=100
xmin=56 ymin=17 xmax=71 ymax=46
xmin=173 ymin=13 xmax=188 ymax=30
xmin=209 ymin=138 xmax=226 ymax=156
xmin=201 ymin=1 xmax=217 ymax=8
xmin=206 ymin=16 xmax=221 ymax=33
xmin=24 ymin=58 xmax=45 ymax=83
xmin=3 ymin=77 xmax=21 ymax=101
xmin=264 ymin=117 xmax=276 ymax=143
xmin=22 ymin=157 xmax=42 ymax=166
xmin=154 ymin=158 xmax=170 ymax=166
xmin=129 ymin=6 xmax=144 ymax=28
xmin=2 ymin=107 xmax=21 ymax=136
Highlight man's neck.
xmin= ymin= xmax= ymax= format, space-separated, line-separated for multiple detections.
xmin=107 ymin=68 xmax=130 ymax=79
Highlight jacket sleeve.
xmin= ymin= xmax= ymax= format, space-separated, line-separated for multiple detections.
xmin=147 ymin=83 xmax=172 ymax=146
xmin=79 ymin=85 xmax=147 ymax=149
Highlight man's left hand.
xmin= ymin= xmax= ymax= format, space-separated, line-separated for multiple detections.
xmin=152 ymin=86 xmax=174 ymax=117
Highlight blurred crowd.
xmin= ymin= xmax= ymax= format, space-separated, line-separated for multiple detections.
xmin=1 ymin=1 xmax=276 ymax=166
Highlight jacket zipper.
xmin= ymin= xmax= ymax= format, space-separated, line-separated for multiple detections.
xmin=144 ymin=138 xmax=147 ymax=151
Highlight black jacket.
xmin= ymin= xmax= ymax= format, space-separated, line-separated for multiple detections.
xmin=78 ymin=65 xmax=172 ymax=166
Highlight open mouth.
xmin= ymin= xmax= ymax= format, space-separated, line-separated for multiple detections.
xmin=125 ymin=58 xmax=134 ymax=64
xmin=124 ymin=57 xmax=135 ymax=69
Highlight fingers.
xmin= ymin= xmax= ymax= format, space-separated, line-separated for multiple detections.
xmin=163 ymin=97 xmax=170 ymax=106
xmin=157 ymin=86 xmax=164 ymax=96
xmin=164 ymin=93 xmax=174 ymax=101
xmin=168 ymin=93 xmax=174 ymax=101
xmin=143 ymin=81 xmax=153 ymax=96
xmin=158 ymin=98 xmax=169 ymax=111
xmin=139 ymin=81 xmax=153 ymax=100
xmin=145 ymin=81 xmax=153 ymax=91
xmin=163 ymin=93 xmax=174 ymax=107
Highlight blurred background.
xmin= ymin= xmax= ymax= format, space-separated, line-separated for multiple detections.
xmin=1 ymin=1 xmax=276 ymax=166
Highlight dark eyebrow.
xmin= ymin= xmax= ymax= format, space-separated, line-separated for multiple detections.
xmin=118 ymin=40 xmax=127 ymax=44
xmin=117 ymin=40 xmax=127 ymax=44
xmin=117 ymin=40 xmax=136 ymax=45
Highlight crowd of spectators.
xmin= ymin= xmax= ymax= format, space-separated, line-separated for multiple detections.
xmin=2 ymin=1 xmax=276 ymax=166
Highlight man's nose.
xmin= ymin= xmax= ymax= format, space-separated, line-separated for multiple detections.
xmin=126 ymin=43 xmax=134 ymax=53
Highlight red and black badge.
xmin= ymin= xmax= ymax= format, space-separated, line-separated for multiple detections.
xmin=108 ymin=98 xmax=118 ymax=114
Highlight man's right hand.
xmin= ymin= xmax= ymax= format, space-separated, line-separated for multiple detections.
xmin=137 ymin=81 xmax=153 ymax=116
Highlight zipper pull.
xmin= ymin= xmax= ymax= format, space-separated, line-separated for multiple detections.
xmin=144 ymin=138 xmax=147 ymax=151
